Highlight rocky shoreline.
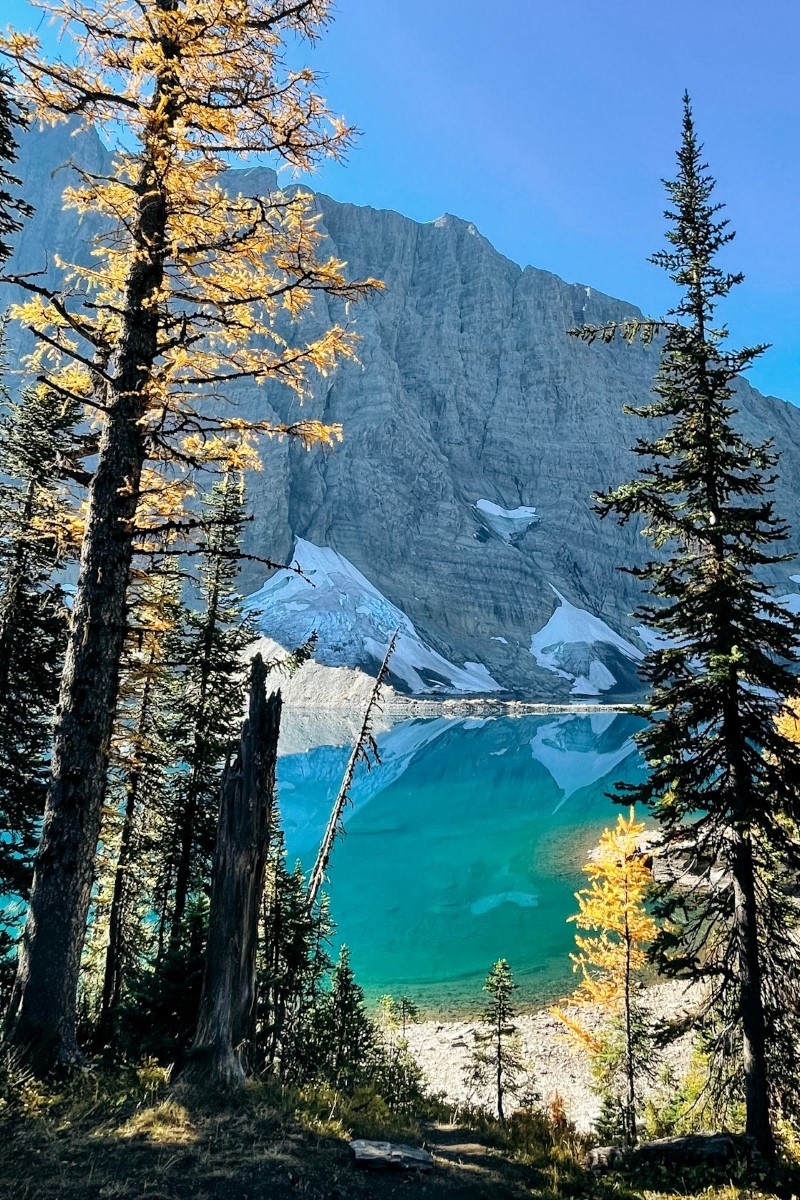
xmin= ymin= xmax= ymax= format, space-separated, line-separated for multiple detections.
xmin=382 ymin=696 xmax=641 ymax=718
xmin=404 ymin=980 xmax=697 ymax=1133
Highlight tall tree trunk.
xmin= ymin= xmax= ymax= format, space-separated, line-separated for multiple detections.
xmin=5 ymin=152 xmax=168 ymax=1072
xmin=96 ymin=655 xmax=158 ymax=1046
xmin=730 ymin=832 xmax=775 ymax=1161
xmin=96 ymin=766 xmax=140 ymax=1047
xmin=167 ymin=521 xmax=224 ymax=952
xmin=496 ymin=1014 xmax=504 ymax=1123
xmin=623 ymin=902 xmax=637 ymax=1147
xmin=180 ymin=658 xmax=281 ymax=1090
xmin=724 ymin=676 xmax=776 ymax=1162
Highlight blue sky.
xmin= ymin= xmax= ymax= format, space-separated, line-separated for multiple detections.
xmin=5 ymin=0 xmax=800 ymax=402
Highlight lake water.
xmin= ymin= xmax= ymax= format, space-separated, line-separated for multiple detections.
xmin=277 ymin=711 xmax=647 ymax=1014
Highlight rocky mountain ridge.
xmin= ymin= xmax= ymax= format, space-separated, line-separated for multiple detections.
xmin=5 ymin=121 xmax=800 ymax=699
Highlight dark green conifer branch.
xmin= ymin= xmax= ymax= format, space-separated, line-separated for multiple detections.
xmin=588 ymin=94 xmax=800 ymax=1159
xmin=0 ymin=67 xmax=32 ymax=264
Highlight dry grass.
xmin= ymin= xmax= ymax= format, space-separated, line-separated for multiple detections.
xmin=0 ymin=1068 xmax=795 ymax=1200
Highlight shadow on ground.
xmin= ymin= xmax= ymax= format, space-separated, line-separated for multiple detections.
xmin=0 ymin=1095 xmax=566 ymax=1200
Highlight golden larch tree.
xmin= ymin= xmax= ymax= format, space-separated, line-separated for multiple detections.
xmin=552 ymin=810 xmax=657 ymax=1146
xmin=1 ymin=0 xmax=379 ymax=1072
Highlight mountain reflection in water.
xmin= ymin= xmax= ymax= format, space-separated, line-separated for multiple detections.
xmin=276 ymin=711 xmax=647 ymax=1012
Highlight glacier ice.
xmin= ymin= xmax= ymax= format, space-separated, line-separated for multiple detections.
xmin=245 ymin=538 xmax=501 ymax=695
xmin=530 ymin=587 xmax=643 ymax=696
xmin=474 ymin=498 xmax=538 ymax=542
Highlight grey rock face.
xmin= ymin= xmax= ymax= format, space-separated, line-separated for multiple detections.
xmin=5 ymin=123 xmax=800 ymax=698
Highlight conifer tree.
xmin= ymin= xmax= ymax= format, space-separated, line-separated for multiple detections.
xmin=258 ymin=839 xmax=314 ymax=1075
xmin=574 ymin=96 xmax=800 ymax=1159
xmin=2 ymin=0 xmax=377 ymax=1071
xmin=0 ymin=65 xmax=32 ymax=261
xmin=92 ymin=554 xmax=184 ymax=1047
xmin=84 ymin=466 xmax=197 ymax=1048
xmin=468 ymin=958 xmax=520 ymax=1122
xmin=0 ymin=376 xmax=84 ymax=897
xmin=275 ymin=891 xmax=336 ymax=1085
xmin=318 ymin=945 xmax=375 ymax=1092
xmin=160 ymin=469 xmax=257 ymax=955
xmin=552 ymin=811 xmax=657 ymax=1147
xmin=374 ymin=994 xmax=424 ymax=1113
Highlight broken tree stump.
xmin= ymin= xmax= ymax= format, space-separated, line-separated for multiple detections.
xmin=179 ymin=657 xmax=281 ymax=1090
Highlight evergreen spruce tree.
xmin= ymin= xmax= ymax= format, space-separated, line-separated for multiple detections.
xmin=258 ymin=835 xmax=315 ymax=1074
xmin=0 ymin=377 xmax=84 ymax=898
xmin=91 ymin=555 xmax=184 ymax=1048
xmin=0 ymin=66 xmax=32 ymax=262
xmin=374 ymin=995 xmax=425 ymax=1113
xmin=578 ymin=96 xmax=800 ymax=1159
xmin=468 ymin=959 xmax=521 ymax=1122
xmin=159 ymin=470 xmax=257 ymax=957
xmin=279 ymin=892 xmax=336 ymax=1086
xmin=318 ymin=945 xmax=375 ymax=1092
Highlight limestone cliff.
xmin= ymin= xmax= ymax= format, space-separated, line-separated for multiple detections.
xmin=5 ymin=122 xmax=800 ymax=698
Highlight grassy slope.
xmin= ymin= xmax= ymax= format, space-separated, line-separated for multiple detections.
xmin=0 ymin=1071 xmax=793 ymax=1200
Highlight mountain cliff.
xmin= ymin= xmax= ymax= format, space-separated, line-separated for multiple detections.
xmin=5 ymin=122 xmax=800 ymax=699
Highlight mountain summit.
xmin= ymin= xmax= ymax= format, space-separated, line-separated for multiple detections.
xmin=6 ymin=122 xmax=800 ymax=698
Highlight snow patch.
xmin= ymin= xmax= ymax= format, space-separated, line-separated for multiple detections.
xmin=245 ymin=539 xmax=501 ymax=696
xmin=530 ymin=715 xmax=637 ymax=805
xmin=635 ymin=624 xmax=682 ymax=651
xmin=491 ymin=635 xmax=509 ymax=644
xmin=570 ymin=660 xmax=617 ymax=697
xmin=474 ymin=498 xmax=537 ymax=542
xmin=589 ymin=712 xmax=617 ymax=737
xmin=531 ymin=587 xmax=643 ymax=693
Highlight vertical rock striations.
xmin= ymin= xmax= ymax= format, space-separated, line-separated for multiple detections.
xmin=6 ymin=123 xmax=800 ymax=697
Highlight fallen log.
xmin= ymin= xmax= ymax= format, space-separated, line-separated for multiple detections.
xmin=587 ymin=1132 xmax=755 ymax=1174
xmin=350 ymin=1140 xmax=434 ymax=1171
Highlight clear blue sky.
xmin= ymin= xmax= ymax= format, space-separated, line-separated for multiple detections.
xmin=5 ymin=0 xmax=800 ymax=402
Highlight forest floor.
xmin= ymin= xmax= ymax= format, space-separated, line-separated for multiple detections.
xmin=0 ymin=1069 xmax=795 ymax=1200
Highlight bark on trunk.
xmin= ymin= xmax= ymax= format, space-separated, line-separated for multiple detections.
xmin=623 ymin=909 xmax=637 ymax=1147
xmin=180 ymin=658 xmax=281 ymax=1090
xmin=722 ymin=674 xmax=776 ymax=1162
xmin=96 ymin=770 xmax=139 ymax=1047
xmin=4 ymin=149 xmax=168 ymax=1072
xmin=731 ymin=832 xmax=775 ymax=1161
xmin=167 ymin=531 xmax=224 ymax=952
xmin=496 ymin=1015 xmax=504 ymax=1123
xmin=96 ymin=650 xmax=159 ymax=1047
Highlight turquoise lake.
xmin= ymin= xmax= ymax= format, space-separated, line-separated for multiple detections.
xmin=276 ymin=711 xmax=647 ymax=1013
